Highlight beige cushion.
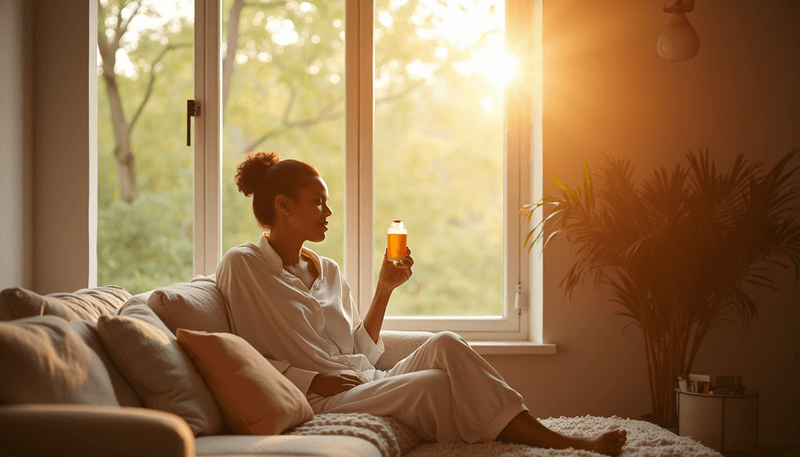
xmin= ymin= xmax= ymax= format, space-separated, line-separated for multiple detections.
xmin=176 ymin=329 xmax=314 ymax=435
xmin=144 ymin=276 xmax=231 ymax=334
xmin=0 ymin=315 xmax=141 ymax=406
xmin=123 ymin=290 xmax=153 ymax=309
xmin=97 ymin=305 xmax=224 ymax=436
xmin=375 ymin=330 xmax=434 ymax=371
xmin=0 ymin=286 xmax=131 ymax=322
xmin=195 ymin=435 xmax=382 ymax=457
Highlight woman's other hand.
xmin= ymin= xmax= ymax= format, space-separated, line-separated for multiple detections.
xmin=309 ymin=372 xmax=364 ymax=397
xmin=377 ymin=247 xmax=414 ymax=292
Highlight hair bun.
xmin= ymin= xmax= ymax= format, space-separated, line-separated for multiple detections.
xmin=235 ymin=151 xmax=279 ymax=197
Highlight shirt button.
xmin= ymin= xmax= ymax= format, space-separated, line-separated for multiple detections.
xmin=323 ymin=333 xmax=328 ymax=339
xmin=317 ymin=311 xmax=323 ymax=318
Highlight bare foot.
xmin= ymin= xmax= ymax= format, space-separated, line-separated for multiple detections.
xmin=582 ymin=429 xmax=627 ymax=456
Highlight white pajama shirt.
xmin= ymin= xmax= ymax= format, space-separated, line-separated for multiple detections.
xmin=216 ymin=235 xmax=527 ymax=443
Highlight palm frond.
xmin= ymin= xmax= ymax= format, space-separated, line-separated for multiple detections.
xmin=583 ymin=163 xmax=595 ymax=213
xmin=522 ymin=148 xmax=800 ymax=422
xmin=549 ymin=172 xmax=578 ymax=199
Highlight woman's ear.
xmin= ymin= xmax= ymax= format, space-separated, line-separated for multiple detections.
xmin=275 ymin=194 xmax=290 ymax=216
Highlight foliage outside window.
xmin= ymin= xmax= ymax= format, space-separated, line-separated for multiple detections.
xmin=97 ymin=0 xmax=534 ymax=330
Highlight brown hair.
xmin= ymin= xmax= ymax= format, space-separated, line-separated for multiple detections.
xmin=234 ymin=152 xmax=320 ymax=229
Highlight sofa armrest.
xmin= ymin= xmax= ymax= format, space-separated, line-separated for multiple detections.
xmin=375 ymin=330 xmax=434 ymax=371
xmin=0 ymin=404 xmax=195 ymax=457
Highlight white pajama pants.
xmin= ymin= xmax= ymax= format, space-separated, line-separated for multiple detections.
xmin=307 ymin=331 xmax=527 ymax=443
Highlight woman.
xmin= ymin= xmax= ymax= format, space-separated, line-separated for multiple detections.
xmin=216 ymin=152 xmax=627 ymax=455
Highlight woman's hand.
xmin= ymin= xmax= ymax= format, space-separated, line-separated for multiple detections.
xmin=309 ymin=372 xmax=364 ymax=397
xmin=377 ymin=247 xmax=414 ymax=292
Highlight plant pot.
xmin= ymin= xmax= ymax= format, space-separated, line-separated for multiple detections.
xmin=641 ymin=414 xmax=678 ymax=434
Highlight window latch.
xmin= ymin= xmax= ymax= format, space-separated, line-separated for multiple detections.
xmin=187 ymin=100 xmax=200 ymax=146
xmin=514 ymin=282 xmax=523 ymax=312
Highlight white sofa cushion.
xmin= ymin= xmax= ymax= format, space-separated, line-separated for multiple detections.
xmin=144 ymin=275 xmax=231 ymax=334
xmin=195 ymin=435 xmax=381 ymax=457
xmin=0 ymin=315 xmax=141 ymax=406
xmin=97 ymin=304 xmax=224 ymax=436
xmin=0 ymin=285 xmax=131 ymax=322
xmin=374 ymin=330 xmax=434 ymax=371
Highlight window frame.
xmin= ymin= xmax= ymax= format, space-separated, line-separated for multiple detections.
xmin=194 ymin=0 xmax=223 ymax=278
xmin=192 ymin=0 xmax=542 ymax=343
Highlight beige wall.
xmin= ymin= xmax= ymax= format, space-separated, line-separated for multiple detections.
xmin=31 ymin=0 xmax=97 ymax=293
xmin=1 ymin=0 xmax=96 ymax=292
xmin=485 ymin=0 xmax=800 ymax=444
xmin=0 ymin=0 xmax=33 ymax=291
xmin=2 ymin=0 xmax=798 ymax=445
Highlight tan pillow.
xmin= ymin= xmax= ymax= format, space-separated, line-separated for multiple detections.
xmin=97 ymin=305 xmax=224 ymax=436
xmin=0 ymin=315 xmax=141 ymax=407
xmin=0 ymin=286 xmax=131 ymax=322
xmin=176 ymin=329 xmax=314 ymax=435
xmin=144 ymin=276 xmax=231 ymax=334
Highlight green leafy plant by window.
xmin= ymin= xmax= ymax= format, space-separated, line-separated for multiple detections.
xmin=523 ymin=148 xmax=800 ymax=423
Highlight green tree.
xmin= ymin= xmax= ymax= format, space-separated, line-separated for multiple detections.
xmin=97 ymin=0 xmax=192 ymax=202
xmin=99 ymin=0 xmax=509 ymax=315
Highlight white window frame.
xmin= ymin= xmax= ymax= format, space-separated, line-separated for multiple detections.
xmin=194 ymin=0 xmax=223 ymax=277
xmin=192 ymin=0 xmax=543 ymax=344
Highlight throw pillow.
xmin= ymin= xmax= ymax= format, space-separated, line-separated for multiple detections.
xmin=0 ymin=286 xmax=131 ymax=322
xmin=121 ymin=290 xmax=153 ymax=309
xmin=0 ymin=315 xmax=141 ymax=406
xmin=176 ymin=329 xmax=314 ymax=435
xmin=97 ymin=305 xmax=224 ymax=436
xmin=144 ymin=276 xmax=231 ymax=334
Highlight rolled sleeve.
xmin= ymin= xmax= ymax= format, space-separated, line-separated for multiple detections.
xmin=268 ymin=359 xmax=318 ymax=395
xmin=353 ymin=322 xmax=385 ymax=366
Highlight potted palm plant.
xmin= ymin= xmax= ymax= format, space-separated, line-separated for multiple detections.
xmin=523 ymin=148 xmax=800 ymax=424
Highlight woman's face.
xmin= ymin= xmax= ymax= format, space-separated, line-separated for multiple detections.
xmin=284 ymin=176 xmax=332 ymax=243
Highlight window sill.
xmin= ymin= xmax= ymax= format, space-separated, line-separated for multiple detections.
xmin=469 ymin=341 xmax=557 ymax=355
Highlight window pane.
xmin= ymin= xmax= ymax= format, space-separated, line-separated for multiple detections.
xmin=221 ymin=0 xmax=345 ymax=267
xmin=373 ymin=0 xmax=507 ymax=316
xmin=97 ymin=0 xmax=194 ymax=294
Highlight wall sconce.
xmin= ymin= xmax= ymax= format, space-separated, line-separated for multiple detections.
xmin=657 ymin=0 xmax=700 ymax=61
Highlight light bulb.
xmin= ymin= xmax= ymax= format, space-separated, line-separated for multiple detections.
xmin=658 ymin=11 xmax=700 ymax=61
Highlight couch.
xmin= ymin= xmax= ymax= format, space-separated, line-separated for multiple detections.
xmin=0 ymin=275 xmax=434 ymax=457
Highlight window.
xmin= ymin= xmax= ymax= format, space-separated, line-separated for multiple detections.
xmin=96 ymin=0 xmax=196 ymax=293
xmin=221 ymin=1 xmax=346 ymax=265
xmin=97 ymin=0 xmax=541 ymax=343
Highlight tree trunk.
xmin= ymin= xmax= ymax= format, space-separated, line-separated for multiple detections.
xmin=114 ymin=143 xmax=137 ymax=203
xmin=98 ymin=1 xmax=139 ymax=203
xmin=101 ymin=51 xmax=137 ymax=203
xmin=222 ymin=0 xmax=246 ymax=113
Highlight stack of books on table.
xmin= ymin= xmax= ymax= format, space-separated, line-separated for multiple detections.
xmin=677 ymin=372 xmax=745 ymax=395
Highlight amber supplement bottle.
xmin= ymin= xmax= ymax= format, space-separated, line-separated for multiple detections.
xmin=387 ymin=220 xmax=407 ymax=262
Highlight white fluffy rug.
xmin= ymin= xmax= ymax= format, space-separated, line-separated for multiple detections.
xmin=405 ymin=415 xmax=723 ymax=457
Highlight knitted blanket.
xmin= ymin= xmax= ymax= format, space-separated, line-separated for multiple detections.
xmin=286 ymin=413 xmax=723 ymax=457
xmin=285 ymin=412 xmax=423 ymax=457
